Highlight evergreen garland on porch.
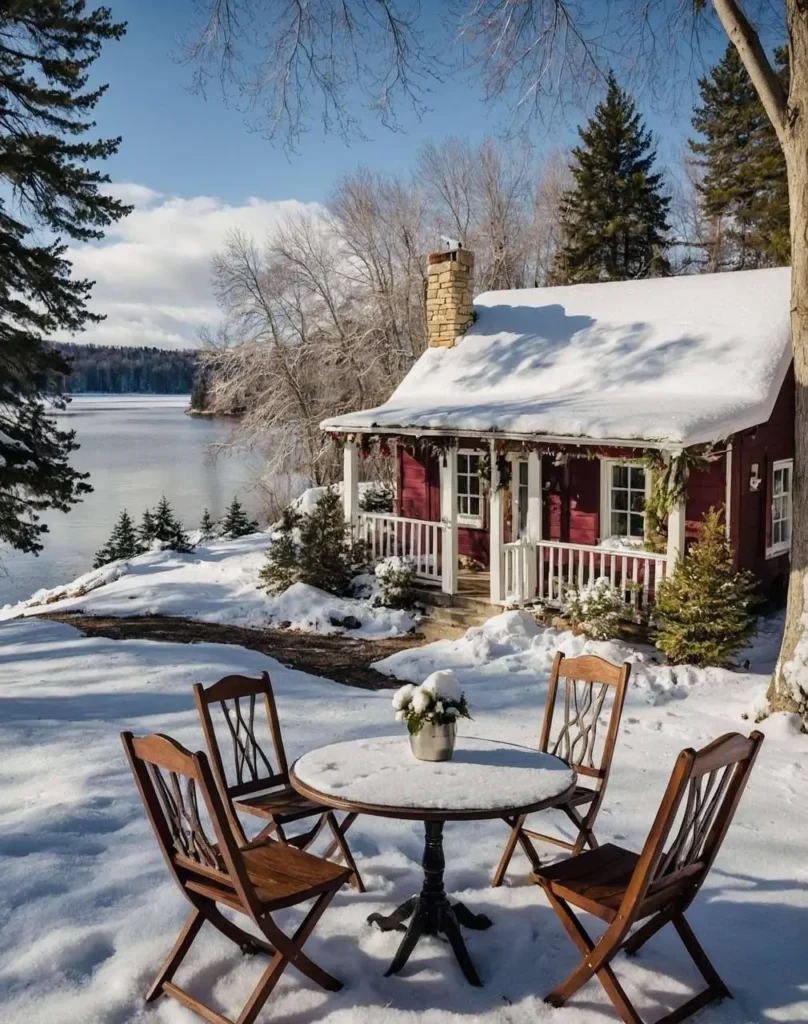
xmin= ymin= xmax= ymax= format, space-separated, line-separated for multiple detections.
xmin=641 ymin=445 xmax=720 ymax=553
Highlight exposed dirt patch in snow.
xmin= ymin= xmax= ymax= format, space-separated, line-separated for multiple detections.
xmin=44 ymin=613 xmax=426 ymax=690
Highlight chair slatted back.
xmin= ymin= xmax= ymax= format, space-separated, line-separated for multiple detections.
xmin=121 ymin=731 xmax=260 ymax=915
xmin=626 ymin=731 xmax=764 ymax=913
xmin=539 ymin=653 xmax=630 ymax=783
xmin=194 ymin=672 xmax=289 ymax=801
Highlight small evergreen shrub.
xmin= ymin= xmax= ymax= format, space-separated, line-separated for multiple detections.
xmin=259 ymin=489 xmax=367 ymax=596
xmin=561 ymin=577 xmax=630 ymax=640
xmin=375 ymin=556 xmax=417 ymax=609
xmin=140 ymin=496 xmax=193 ymax=553
xmin=199 ymin=508 xmax=216 ymax=540
xmin=259 ymin=507 xmax=302 ymax=594
xmin=654 ymin=509 xmax=758 ymax=667
xmin=93 ymin=509 xmax=141 ymax=567
xmin=220 ymin=497 xmax=259 ymax=538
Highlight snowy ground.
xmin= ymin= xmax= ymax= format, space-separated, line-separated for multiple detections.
xmin=0 ymin=608 xmax=805 ymax=1024
xmin=0 ymin=533 xmax=415 ymax=639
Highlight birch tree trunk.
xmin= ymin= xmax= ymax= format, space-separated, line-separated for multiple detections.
xmin=767 ymin=4 xmax=808 ymax=719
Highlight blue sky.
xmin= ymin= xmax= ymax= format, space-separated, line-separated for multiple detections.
xmin=73 ymin=2 xmax=739 ymax=349
xmin=94 ymin=0 xmax=719 ymax=205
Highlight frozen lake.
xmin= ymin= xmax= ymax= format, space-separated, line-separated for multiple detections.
xmin=0 ymin=395 xmax=261 ymax=606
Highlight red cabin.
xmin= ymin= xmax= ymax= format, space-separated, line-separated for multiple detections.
xmin=323 ymin=248 xmax=793 ymax=612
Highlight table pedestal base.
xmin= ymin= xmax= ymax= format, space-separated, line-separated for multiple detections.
xmin=367 ymin=820 xmax=492 ymax=987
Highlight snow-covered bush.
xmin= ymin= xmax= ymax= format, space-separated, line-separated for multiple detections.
xmin=375 ymin=555 xmax=417 ymax=609
xmin=359 ymin=482 xmax=393 ymax=513
xmin=392 ymin=670 xmax=472 ymax=736
xmin=561 ymin=576 xmax=630 ymax=640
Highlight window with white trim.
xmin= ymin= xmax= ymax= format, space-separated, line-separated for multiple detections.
xmin=768 ymin=459 xmax=793 ymax=557
xmin=457 ymin=451 xmax=482 ymax=526
xmin=602 ymin=461 xmax=648 ymax=542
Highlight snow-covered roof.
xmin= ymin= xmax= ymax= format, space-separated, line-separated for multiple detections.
xmin=322 ymin=267 xmax=792 ymax=448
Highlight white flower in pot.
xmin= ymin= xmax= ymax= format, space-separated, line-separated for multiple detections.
xmin=391 ymin=670 xmax=472 ymax=761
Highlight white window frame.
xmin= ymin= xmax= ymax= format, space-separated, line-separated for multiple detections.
xmin=509 ymin=455 xmax=530 ymax=540
xmin=599 ymin=459 xmax=651 ymax=546
xmin=456 ymin=449 xmax=484 ymax=528
xmin=767 ymin=458 xmax=793 ymax=559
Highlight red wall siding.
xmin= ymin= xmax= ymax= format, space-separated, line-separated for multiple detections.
xmin=685 ymin=456 xmax=727 ymax=541
xmin=396 ymin=444 xmax=489 ymax=566
xmin=542 ymin=456 xmax=599 ymax=543
xmin=569 ymin=457 xmax=600 ymax=545
xmin=730 ymin=368 xmax=794 ymax=599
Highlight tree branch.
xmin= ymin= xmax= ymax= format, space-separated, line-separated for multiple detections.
xmin=712 ymin=0 xmax=788 ymax=141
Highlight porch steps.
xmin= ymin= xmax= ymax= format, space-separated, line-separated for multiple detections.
xmin=413 ymin=574 xmax=499 ymax=632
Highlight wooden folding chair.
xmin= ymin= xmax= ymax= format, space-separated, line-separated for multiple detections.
xmin=492 ymin=652 xmax=630 ymax=886
xmin=121 ymin=731 xmax=351 ymax=1024
xmin=193 ymin=672 xmax=364 ymax=891
xmin=533 ymin=730 xmax=764 ymax=1024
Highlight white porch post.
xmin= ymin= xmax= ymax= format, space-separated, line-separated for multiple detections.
xmin=343 ymin=440 xmax=359 ymax=531
xmin=440 ymin=445 xmax=458 ymax=595
xmin=490 ymin=442 xmax=505 ymax=604
xmin=526 ymin=449 xmax=542 ymax=599
xmin=666 ymin=453 xmax=687 ymax=575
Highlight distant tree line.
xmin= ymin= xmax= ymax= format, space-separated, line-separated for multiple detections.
xmin=55 ymin=343 xmax=198 ymax=395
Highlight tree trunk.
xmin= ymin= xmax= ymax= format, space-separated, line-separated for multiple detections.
xmin=766 ymin=5 xmax=808 ymax=720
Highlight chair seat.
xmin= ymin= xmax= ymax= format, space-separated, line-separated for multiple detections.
xmin=235 ymin=785 xmax=324 ymax=823
xmin=187 ymin=838 xmax=351 ymax=913
xmin=565 ymin=784 xmax=597 ymax=807
xmin=531 ymin=842 xmax=639 ymax=921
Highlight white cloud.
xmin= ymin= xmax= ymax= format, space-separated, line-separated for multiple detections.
xmin=62 ymin=186 xmax=323 ymax=350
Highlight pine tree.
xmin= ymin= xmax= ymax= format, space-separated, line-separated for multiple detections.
xmin=0 ymin=3 xmax=130 ymax=553
xmin=199 ymin=508 xmax=216 ymax=539
xmin=689 ymin=44 xmax=789 ymax=270
xmin=259 ymin=507 xmax=302 ymax=594
xmin=138 ymin=508 xmax=156 ymax=548
xmin=654 ymin=509 xmax=758 ymax=667
xmin=220 ymin=497 xmax=259 ymax=538
xmin=93 ymin=509 xmax=141 ymax=568
xmin=552 ymin=74 xmax=670 ymax=283
xmin=150 ymin=495 xmax=193 ymax=552
xmin=259 ymin=490 xmax=367 ymax=596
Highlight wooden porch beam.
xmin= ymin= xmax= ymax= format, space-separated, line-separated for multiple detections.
xmin=490 ymin=442 xmax=505 ymax=604
xmin=343 ymin=440 xmax=359 ymax=530
xmin=440 ymin=445 xmax=458 ymax=595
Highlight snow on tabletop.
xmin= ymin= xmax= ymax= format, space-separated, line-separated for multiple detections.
xmin=322 ymin=267 xmax=792 ymax=446
xmin=293 ymin=735 xmax=574 ymax=812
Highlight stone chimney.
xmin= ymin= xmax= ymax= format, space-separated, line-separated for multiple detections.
xmin=426 ymin=246 xmax=474 ymax=348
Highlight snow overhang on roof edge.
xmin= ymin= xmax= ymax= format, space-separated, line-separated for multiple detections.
xmin=319 ymin=419 xmax=683 ymax=452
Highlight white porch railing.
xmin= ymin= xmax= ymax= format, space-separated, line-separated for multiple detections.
xmin=357 ymin=512 xmax=442 ymax=583
xmin=504 ymin=539 xmax=667 ymax=612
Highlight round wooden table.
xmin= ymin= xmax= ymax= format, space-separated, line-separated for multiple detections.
xmin=290 ymin=734 xmax=576 ymax=986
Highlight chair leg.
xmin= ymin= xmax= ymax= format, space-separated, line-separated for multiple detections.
xmin=492 ymin=814 xmax=543 ymax=887
xmin=672 ymin=913 xmax=731 ymax=999
xmin=259 ymin=888 xmax=344 ymax=991
xmin=236 ymin=889 xmax=344 ymax=1024
xmin=565 ymin=803 xmax=600 ymax=855
xmin=622 ymin=909 xmax=673 ymax=957
xmin=146 ymin=907 xmax=205 ymax=1002
xmin=491 ymin=815 xmax=524 ymax=887
xmin=204 ymin=903 xmax=275 ymax=956
xmin=543 ymin=889 xmax=641 ymax=1024
xmin=322 ymin=811 xmax=364 ymax=892
xmin=650 ymin=914 xmax=732 ymax=1024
